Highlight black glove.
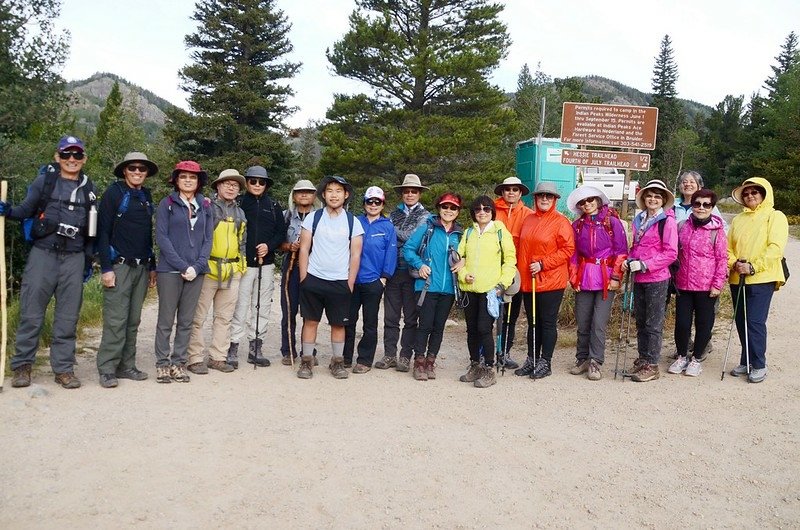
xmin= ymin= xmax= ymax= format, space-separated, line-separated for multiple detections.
xmin=0 ymin=200 xmax=11 ymax=216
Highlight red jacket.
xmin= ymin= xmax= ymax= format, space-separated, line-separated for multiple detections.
xmin=517 ymin=202 xmax=575 ymax=292
xmin=494 ymin=197 xmax=533 ymax=249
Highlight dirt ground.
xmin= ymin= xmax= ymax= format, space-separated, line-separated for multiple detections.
xmin=1 ymin=237 xmax=799 ymax=528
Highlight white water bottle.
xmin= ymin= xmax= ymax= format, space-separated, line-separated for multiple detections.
xmin=87 ymin=204 xmax=98 ymax=237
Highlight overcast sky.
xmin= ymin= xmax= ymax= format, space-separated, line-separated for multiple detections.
xmin=59 ymin=0 xmax=797 ymax=128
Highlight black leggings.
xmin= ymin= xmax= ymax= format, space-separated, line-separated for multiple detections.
xmin=523 ymin=289 xmax=565 ymax=361
xmin=674 ymin=290 xmax=717 ymax=358
xmin=463 ymin=292 xmax=496 ymax=366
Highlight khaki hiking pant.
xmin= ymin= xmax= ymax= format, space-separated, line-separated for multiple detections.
xmin=188 ymin=274 xmax=241 ymax=365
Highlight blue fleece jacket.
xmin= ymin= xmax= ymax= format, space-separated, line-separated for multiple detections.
xmin=155 ymin=191 xmax=213 ymax=274
xmin=356 ymin=214 xmax=398 ymax=284
xmin=403 ymin=215 xmax=463 ymax=294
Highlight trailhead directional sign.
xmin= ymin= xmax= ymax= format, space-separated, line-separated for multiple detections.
xmin=560 ymin=103 xmax=659 ymax=150
xmin=561 ymin=149 xmax=651 ymax=171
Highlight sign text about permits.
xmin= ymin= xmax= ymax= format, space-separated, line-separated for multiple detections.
xmin=561 ymin=103 xmax=659 ymax=150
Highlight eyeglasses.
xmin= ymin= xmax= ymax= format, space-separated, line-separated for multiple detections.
xmin=473 ymin=205 xmax=492 ymax=213
xmin=439 ymin=204 xmax=460 ymax=211
xmin=364 ymin=199 xmax=383 ymax=206
xmin=577 ymin=197 xmax=597 ymax=207
xmin=536 ymin=193 xmax=555 ymax=200
xmin=503 ymin=186 xmax=521 ymax=193
xmin=692 ymin=201 xmax=713 ymax=209
xmin=58 ymin=150 xmax=85 ymax=160
xmin=126 ymin=164 xmax=149 ymax=173
xmin=219 ymin=181 xmax=240 ymax=188
xmin=741 ymin=190 xmax=761 ymax=198
xmin=247 ymin=178 xmax=267 ymax=186
xmin=402 ymin=189 xmax=420 ymax=194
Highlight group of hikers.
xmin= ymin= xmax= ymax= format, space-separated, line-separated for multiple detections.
xmin=0 ymin=136 xmax=789 ymax=389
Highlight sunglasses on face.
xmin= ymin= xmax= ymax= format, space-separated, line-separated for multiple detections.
xmin=58 ymin=150 xmax=85 ymax=160
xmin=536 ymin=193 xmax=555 ymax=200
xmin=503 ymin=186 xmax=521 ymax=193
xmin=742 ymin=189 xmax=761 ymax=198
xmin=692 ymin=201 xmax=713 ymax=209
xmin=473 ymin=205 xmax=492 ymax=213
xmin=247 ymin=178 xmax=267 ymax=186
xmin=577 ymin=197 xmax=597 ymax=207
xmin=364 ymin=199 xmax=383 ymax=206
xmin=126 ymin=164 xmax=149 ymax=173
xmin=402 ymin=189 xmax=420 ymax=195
xmin=439 ymin=203 xmax=460 ymax=211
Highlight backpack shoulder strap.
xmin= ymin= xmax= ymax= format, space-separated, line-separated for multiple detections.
xmin=658 ymin=217 xmax=667 ymax=241
xmin=36 ymin=167 xmax=60 ymax=215
xmin=347 ymin=211 xmax=354 ymax=241
xmin=311 ymin=208 xmax=324 ymax=237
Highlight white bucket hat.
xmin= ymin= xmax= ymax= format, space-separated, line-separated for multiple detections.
xmin=393 ymin=173 xmax=430 ymax=191
xmin=566 ymin=185 xmax=610 ymax=216
xmin=494 ymin=176 xmax=530 ymax=196
xmin=635 ymin=179 xmax=675 ymax=210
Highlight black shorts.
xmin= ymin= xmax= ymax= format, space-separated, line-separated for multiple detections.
xmin=299 ymin=274 xmax=353 ymax=326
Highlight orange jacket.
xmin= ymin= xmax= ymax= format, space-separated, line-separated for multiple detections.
xmin=494 ymin=197 xmax=533 ymax=249
xmin=517 ymin=202 xmax=575 ymax=292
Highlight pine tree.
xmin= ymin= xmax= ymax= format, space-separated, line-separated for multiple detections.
xmin=164 ymin=0 xmax=300 ymax=176
xmin=95 ymin=81 xmax=123 ymax=145
xmin=765 ymin=32 xmax=798 ymax=97
xmin=699 ymin=95 xmax=746 ymax=186
xmin=650 ymin=35 xmax=686 ymax=179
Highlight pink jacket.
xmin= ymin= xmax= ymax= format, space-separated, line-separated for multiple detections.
xmin=675 ymin=215 xmax=728 ymax=291
xmin=629 ymin=209 xmax=678 ymax=283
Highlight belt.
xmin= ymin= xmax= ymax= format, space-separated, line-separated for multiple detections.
xmin=210 ymin=256 xmax=239 ymax=264
xmin=114 ymin=256 xmax=147 ymax=266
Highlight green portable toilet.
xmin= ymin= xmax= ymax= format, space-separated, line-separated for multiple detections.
xmin=516 ymin=137 xmax=577 ymax=214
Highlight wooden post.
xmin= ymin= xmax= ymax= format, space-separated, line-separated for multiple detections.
xmin=621 ymin=169 xmax=631 ymax=219
xmin=1 ymin=180 xmax=8 ymax=391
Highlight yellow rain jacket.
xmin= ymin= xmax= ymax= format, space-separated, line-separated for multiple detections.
xmin=458 ymin=220 xmax=517 ymax=293
xmin=208 ymin=198 xmax=247 ymax=287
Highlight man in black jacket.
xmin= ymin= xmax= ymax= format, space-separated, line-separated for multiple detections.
xmin=230 ymin=166 xmax=287 ymax=367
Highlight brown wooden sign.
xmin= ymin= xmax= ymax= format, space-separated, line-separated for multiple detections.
xmin=561 ymin=149 xmax=651 ymax=171
xmin=561 ymin=103 xmax=659 ymax=150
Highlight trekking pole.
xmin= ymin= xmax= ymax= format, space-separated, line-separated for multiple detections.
xmin=495 ymin=301 xmax=505 ymax=375
xmin=284 ymin=250 xmax=297 ymax=368
xmin=621 ymin=271 xmax=636 ymax=380
xmin=530 ymin=273 xmax=537 ymax=372
xmin=253 ymin=256 xmax=263 ymax=371
xmin=740 ymin=261 xmax=751 ymax=376
xmin=721 ymin=274 xmax=746 ymax=380
xmin=0 ymin=181 xmax=7 ymax=392
xmin=613 ymin=270 xmax=629 ymax=380
xmin=500 ymin=300 xmax=513 ymax=375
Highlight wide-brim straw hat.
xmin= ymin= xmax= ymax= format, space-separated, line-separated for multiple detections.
xmin=566 ymin=185 xmax=610 ymax=216
xmin=211 ymin=169 xmax=246 ymax=190
xmin=292 ymin=179 xmax=317 ymax=192
xmin=635 ymin=179 xmax=675 ymax=210
xmin=532 ymin=181 xmax=561 ymax=198
xmin=113 ymin=152 xmax=158 ymax=178
xmin=494 ymin=176 xmax=530 ymax=196
xmin=731 ymin=179 xmax=767 ymax=205
xmin=392 ymin=173 xmax=429 ymax=191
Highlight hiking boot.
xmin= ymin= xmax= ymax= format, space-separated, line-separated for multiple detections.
xmin=514 ymin=355 xmax=537 ymax=376
xmin=281 ymin=355 xmax=296 ymax=366
xmin=530 ymin=357 xmax=551 ymax=379
xmin=208 ymin=360 xmax=234 ymax=373
xmin=459 ymin=362 xmax=482 ymax=383
xmin=631 ymin=364 xmax=660 ymax=382
xmin=297 ymin=356 xmax=313 ymax=379
xmin=247 ymin=339 xmax=270 ymax=367
xmin=169 ymin=364 xmax=190 ymax=383
xmin=226 ymin=342 xmax=239 ymax=369
xmin=352 ymin=363 xmax=371 ymax=374
xmin=748 ymin=367 xmax=767 ymax=383
xmin=54 ymin=372 xmax=81 ymax=389
xmin=684 ymin=358 xmax=702 ymax=377
xmin=569 ymin=359 xmax=590 ymax=375
xmin=11 ymin=365 xmax=32 ymax=388
xmin=503 ymin=356 xmax=520 ymax=370
xmin=587 ymin=359 xmax=602 ymax=381
xmin=425 ymin=356 xmax=436 ymax=380
xmin=187 ymin=362 xmax=209 ymax=375
xmin=156 ymin=366 xmax=172 ymax=384
xmin=474 ymin=366 xmax=497 ymax=388
xmin=329 ymin=356 xmax=349 ymax=379
xmin=627 ymin=358 xmax=647 ymax=376
xmin=374 ymin=356 xmax=396 ymax=369
xmin=99 ymin=374 xmax=118 ymax=388
xmin=668 ymin=356 xmax=689 ymax=374
xmin=395 ymin=357 xmax=411 ymax=372
xmin=343 ymin=360 xmax=353 ymax=369
xmin=115 ymin=367 xmax=148 ymax=381
xmin=730 ymin=364 xmax=749 ymax=377
xmin=412 ymin=356 xmax=428 ymax=381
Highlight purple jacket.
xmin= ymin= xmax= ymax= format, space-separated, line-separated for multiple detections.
xmin=675 ymin=214 xmax=728 ymax=291
xmin=569 ymin=206 xmax=628 ymax=292
xmin=629 ymin=208 xmax=678 ymax=283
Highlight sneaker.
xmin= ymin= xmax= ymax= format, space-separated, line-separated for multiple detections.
xmin=587 ymin=359 xmax=602 ymax=381
xmin=281 ymin=356 xmax=295 ymax=366
xmin=748 ymin=367 xmax=767 ymax=383
xmin=343 ymin=360 xmax=353 ymax=369
xmin=631 ymin=364 xmax=660 ymax=382
xmin=514 ymin=356 xmax=536 ymax=376
xmin=352 ymin=363 xmax=371 ymax=374
xmin=459 ymin=362 xmax=482 ymax=382
xmin=169 ymin=364 xmax=190 ymax=383
xmin=503 ymin=356 xmax=520 ymax=370
xmin=374 ymin=356 xmax=396 ymax=369
xmin=115 ymin=368 xmax=148 ymax=381
xmin=156 ymin=366 xmax=172 ymax=384
xmin=425 ymin=356 xmax=436 ymax=380
xmin=474 ymin=366 xmax=497 ymax=388
xmin=11 ymin=365 xmax=32 ymax=388
xmin=569 ymin=359 xmax=589 ymax=375
xmin=54 ymin=372 xmax=81 ymax=389
xmin=187 ymin=362 xmax=209 ymax=375
xmin=684 ymin=359 xmax=703 ymax=377
xmin=297 ymin=356 xmax=313 ymax=379
xmin=99 ymin=374 xmax=118 ymax=388
xmin=396 ymin=357 xmax=411 ymax=372
xmin=530 ymin=357 xmax=551 ymax=379
xmin=668 ymin=356 xmax=689 ymax=374
xmin=730 ymin=364 xmax=749 ymax=377
xmin=208 ymin=360 xmax=234 ymax=373
xmin=412 ymin=356 xmax=428 ymax=381
xmin=226 ymin=342 xmax=239 ymax=369
xmin=329 ymin=357 xmax=349 ymax=379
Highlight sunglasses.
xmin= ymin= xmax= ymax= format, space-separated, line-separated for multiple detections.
xmin=126 ymin=164 xmax=149 ymax=173
xmin=58 ymin=150 xmax=85 ymax=160
xmin=247 ymin=178 xmax=267 ymax=186
xmin=364 ymin=199 xmax=383 ymax=206
xmin=473 ymin=205 xmax=492 ymax=213
xmin=402 ymin=188 xmax=420 ymax=194
xmin=741 ymin=189 xmax=761 ymax=197
xmin=439 ymin=203 xmax=460 ymax=211
xmin=692 ymin=201 xmax=713 ymax=209
xmin=536 ymin=193 xmax=555 ymax=200
xmin=503 ymin=186 xmax=521 ymax=193
xmin=577 ymin=197 xmax=597 ymax=207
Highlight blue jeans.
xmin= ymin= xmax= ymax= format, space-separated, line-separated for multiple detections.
xmin=730 ymin=282 xmax=775 ymax=370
